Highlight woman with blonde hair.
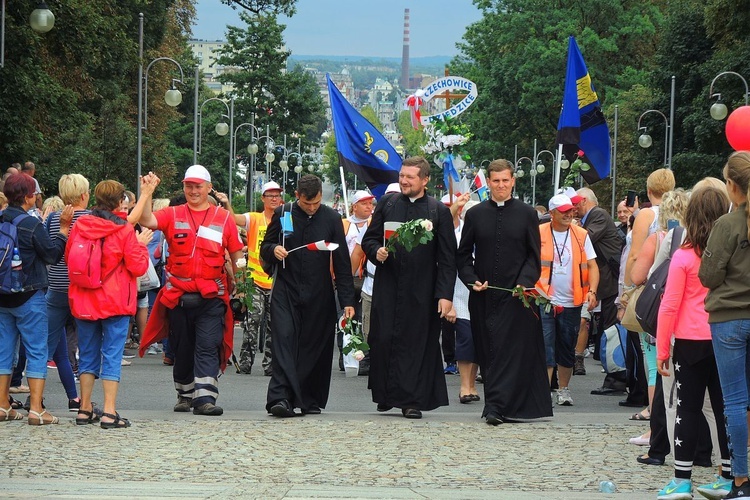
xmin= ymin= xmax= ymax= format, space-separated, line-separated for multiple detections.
xmin=700 ymin=151 xmax=750 ymax=498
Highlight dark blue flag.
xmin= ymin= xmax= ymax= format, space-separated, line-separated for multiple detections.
xmin=556 ymin=36 xmax=611 ymax=184
xmin=327 ymin=75 xmax=400 ymax=198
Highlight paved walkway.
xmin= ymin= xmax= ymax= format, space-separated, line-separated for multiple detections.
xmin=3 ymin=410 xmax=720 ymax=499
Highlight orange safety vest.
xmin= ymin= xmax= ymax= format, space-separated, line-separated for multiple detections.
xmin=536 ymin=222 xmax=590 ymax=306
xmin=246 ymin=212 xmax=273 ymax=290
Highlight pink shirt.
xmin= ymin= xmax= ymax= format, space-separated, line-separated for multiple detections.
xmin=656 ymin=248 xmax=711 ymax=361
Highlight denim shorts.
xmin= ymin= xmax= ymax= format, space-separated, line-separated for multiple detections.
xmin=76 ymin=315 xmax=130 ymax=382
xmin=541 ymin=305 xmax=583 ymax=368
xmin=0 ymin=290 xmax=48 ymax=379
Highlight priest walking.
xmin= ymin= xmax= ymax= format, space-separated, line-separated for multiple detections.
xmin=362 ymin=156 xmax=456 ymax=419
xmin=456 ymin=159 xmax=553 ymax=425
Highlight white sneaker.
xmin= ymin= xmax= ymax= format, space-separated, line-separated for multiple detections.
xmin=121 ymin=358 xmax=132 ymax=366
xmin=146 ymin=345 xmax=159 ymax=355
xmin=629 ymin=434 xmax=650 ymax=446
xmin=557 ymin=387 xmax=573 ymax=406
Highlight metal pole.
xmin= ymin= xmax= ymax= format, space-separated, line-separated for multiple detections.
xmin=668 ymin=75 xmax=675 ymax=170
xmin=228 ymin=97 xmax=234 ymax=205
xmin=611 ymin=105 xmax=618 ymax=218
xmin=265 ymin=124 xmax=271 ymax=181
xmin=136 ymin=13 xmax=144 ymax=199
xmin=248 ymin=114 xmax=255 ymax=211
xmin=532 ymin=139 xmax=537 ymax=206
xmin=193 ymin=65 xmax=199 ymax=164
xmin=1 ymin=0 xmax=6 ymax=68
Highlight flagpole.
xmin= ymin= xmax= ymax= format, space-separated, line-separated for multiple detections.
xmin=340 ymin=166 xmax=350 ymax=218
xmin=611 ymin=105 xmax=619 ymax=218
xmin=554 ymin=144 xmax=563 ymax=193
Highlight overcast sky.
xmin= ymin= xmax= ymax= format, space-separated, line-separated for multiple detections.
xmin=193 ymin=0 xmax=483 ymax=58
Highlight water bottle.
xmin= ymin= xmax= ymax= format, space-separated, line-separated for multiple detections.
xmin=10 ymin=247 xmax=23 ymax=292
xmin=599 ymin=480 xmax=616 ymax=493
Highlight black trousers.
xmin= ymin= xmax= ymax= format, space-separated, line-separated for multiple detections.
xmin=671 ymin=339 xmax=729 ymax=478
xmin=167 ymin=297 xmax=225 ymax=407
xmin=440 ymin=318 xmax=455 ymax=364
xmin=624 ymin=330 xmax=649 ymax=406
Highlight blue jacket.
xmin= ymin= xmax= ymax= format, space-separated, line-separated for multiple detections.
xmin=1 ymin=206 xmax=67 ymax=292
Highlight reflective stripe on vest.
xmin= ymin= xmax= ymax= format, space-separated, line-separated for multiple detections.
xmin=535 ymin=222 xmax=590 ymax=306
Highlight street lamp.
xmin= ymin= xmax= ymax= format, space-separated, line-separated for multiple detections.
xmin=708 ymin=71 xmax=749 ymax=121
xmin=195 ymin=97 xmax=233 ymax=201
xmin=136 ymin=13 xmax=185 ymax=197
xmin=637 ymin=109 xmax=670 ymax=168
xmin=532 ymin=149 xmax=555 ymax=206
xmin=514 ymin=156 xmax=532 ymax=200
xmin=233 ymin=119 xmax=264 ymax=210
xmin=2 ymin=0 xmax=56 ymax=68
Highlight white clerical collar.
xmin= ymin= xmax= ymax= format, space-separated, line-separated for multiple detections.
xmin=493 ymin=198 xmax=511 ymax=206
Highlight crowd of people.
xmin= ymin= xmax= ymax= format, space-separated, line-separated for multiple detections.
xmin=3 ymin=151 xmax=750 ymax=500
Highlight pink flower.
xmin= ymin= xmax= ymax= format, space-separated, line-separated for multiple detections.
xmin=353 ymin=350 xmax=365 ymax=361
xmin=420 ymin=219 xmax=434 ymax=232
xmin=577 ymin=150 xmax=585 ymax=157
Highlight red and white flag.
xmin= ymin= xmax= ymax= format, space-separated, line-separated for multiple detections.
xmin=384 ymin=221 xmax=402 ymax=240
xmin=287 ymin=240 xmax=340 ymax=253
xmin=306 ymin=240 xmax=339 ymax=251
xmin=472 ymin=170 xmax=489 ymax=201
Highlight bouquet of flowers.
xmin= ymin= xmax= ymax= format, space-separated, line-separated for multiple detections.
xmin=385 ymin=218 xmax=434 ymax=254
xmin=233 ymin=257 xmax=254 ymax=312
xmin=468 ymin=283 xmax=554 ymax=318
xmin=339 ymin=317 xmax=368 ymax=361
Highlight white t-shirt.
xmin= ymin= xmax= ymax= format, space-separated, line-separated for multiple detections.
xmin=452 ymin=220 xmax=470 ymax=320
xmin=549 ymin=228 xmax=597 ymax=307
xmin=345 ymin=218 xmax=368 ymax=256
xmin=355 ymin=230 xmax=376 ymax=296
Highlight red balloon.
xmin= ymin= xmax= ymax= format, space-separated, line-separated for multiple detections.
xmin=726 ymin=105 xmax=750 ymax=151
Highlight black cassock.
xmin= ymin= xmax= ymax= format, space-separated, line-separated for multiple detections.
xmin=457 ymin=198 xmax=552 ymax=420
xmin=260 ymin=202 xmax=354 ymax=412
xmin=362 ymin=193 xmax=455 ymax=411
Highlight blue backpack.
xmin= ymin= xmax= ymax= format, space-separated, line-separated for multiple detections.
xmin=0 ymin=213 xmax=28 ymax=294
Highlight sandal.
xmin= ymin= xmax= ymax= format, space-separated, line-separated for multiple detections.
xmin=27 ymin=409 xmax=59 ymax=426
xmin=100 ymin=412 xmax=131 ymax=429
xmin=629 ymin=410 xmax=650 ymax=421
xmin=76 ymin=403 xmax=101 ymax=425
xmin=8 ymin=396 xmax=23 ymax=410
xmin=0 ymin=406 xmax=24 ymax=422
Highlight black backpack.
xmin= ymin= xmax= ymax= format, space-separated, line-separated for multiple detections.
xmin=635 ymin=227 xmax=685 ymax=336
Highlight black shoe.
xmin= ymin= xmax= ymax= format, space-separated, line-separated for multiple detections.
xmin=238 ymin=365 xmax=252 ymax=375
xmin=269 ymin=399 xmax=296 ymax=418
xmin=619 ymin=399 xmax=647 ymax=408
xmin=22 ymin=396 xmax=45 ymax=412
xmin=727 ymin=480 xmax=750 ymax=499
xmin=636 ymin=454 xmax=664 ymax=466
xmin=302 ymin=404 xmax=321 ymax=415
xmin=174 ymin=396 xmax=192 ymax=412
xmin=377 ymin=403 xmax=393 ymax=412
xmin=8 ymin=396 xmax=23 ymax=410
xmin=402 ymin=408 xmax=422 ymax=419
xmin=485 ymin=413 xmax=503 ymax=426
xmin=590 ymin=386 xmax=625 ymax=395
xmin=193 ymin=403 xmax=224 ymax=416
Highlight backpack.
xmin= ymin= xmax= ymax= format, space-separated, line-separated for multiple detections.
xmin=67 ymin=229 xmax=109 ymax=289
xmin=635 ymin=227 xmax=685 ymax=336
xmin=600 ymin=323 xmax=627 ymax=373
xmin=0 ymin=213 xmax=29 ymax=294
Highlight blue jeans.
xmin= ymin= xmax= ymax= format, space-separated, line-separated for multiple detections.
xmin=0 ymin=290 xmax=48 ymax=379
xmin=46 ymin=289 xmax=71 ymax=359
xmin=541 ymin=306 xmax=582 ymax=368
xmin=711 ymin=319 xmax=750 ymax=477
xmin=76 ymin=315 xmax=130 ymax=382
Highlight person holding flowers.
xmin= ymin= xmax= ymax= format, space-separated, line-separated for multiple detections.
xmin=456 ymin=159 xmax=552 ymax=425
xmin=362 ymin=156 xmax=456 ymax=420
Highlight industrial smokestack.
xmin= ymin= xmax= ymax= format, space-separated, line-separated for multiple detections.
xmin=400 ymin=8 xmax=410 ymax=89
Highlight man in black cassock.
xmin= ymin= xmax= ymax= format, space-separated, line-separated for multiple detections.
xmin=457 ymin=159 xmax=553 ymax=425
xmin=260 ymin=175 xmax=355 ymax=417
xmin=362 ymin=156 xmax=456 ymax=420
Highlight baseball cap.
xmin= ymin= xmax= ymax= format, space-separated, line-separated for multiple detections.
xmin=548 ymin=194 xmax=575 ymax=213
xmin=350 ymin=190 xmax=375 ymax=205
xmin=385 ymin=183 xmax=400 ymax=194
xmin=562 ymin=187 xmax=584 ymax=204
xmin=183 ymin=165 xmax=211 ymax=184
xmin=262 ymin=181 xmax=282 ymax=195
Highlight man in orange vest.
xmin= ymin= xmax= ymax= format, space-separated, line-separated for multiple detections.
xmin=536 ymin=193 xmax=599 ymax=407
xmin=231 ymin=181 xmax=283 ymax=375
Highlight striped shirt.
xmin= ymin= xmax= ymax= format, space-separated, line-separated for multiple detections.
xmin=45 ymin=209 xmax=91 ymax=292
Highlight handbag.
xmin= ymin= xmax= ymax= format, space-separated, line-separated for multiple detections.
xmin=620 ymin=284 xmax=644 ymax=332
xmin=600 ymin=323 xmax=627 ymax=373
xmin=137 ymin=259 xmax=161 ymax=292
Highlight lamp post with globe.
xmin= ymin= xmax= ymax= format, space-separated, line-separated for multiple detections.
xmin=637 ymin=109 xmax=670 ymax=168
